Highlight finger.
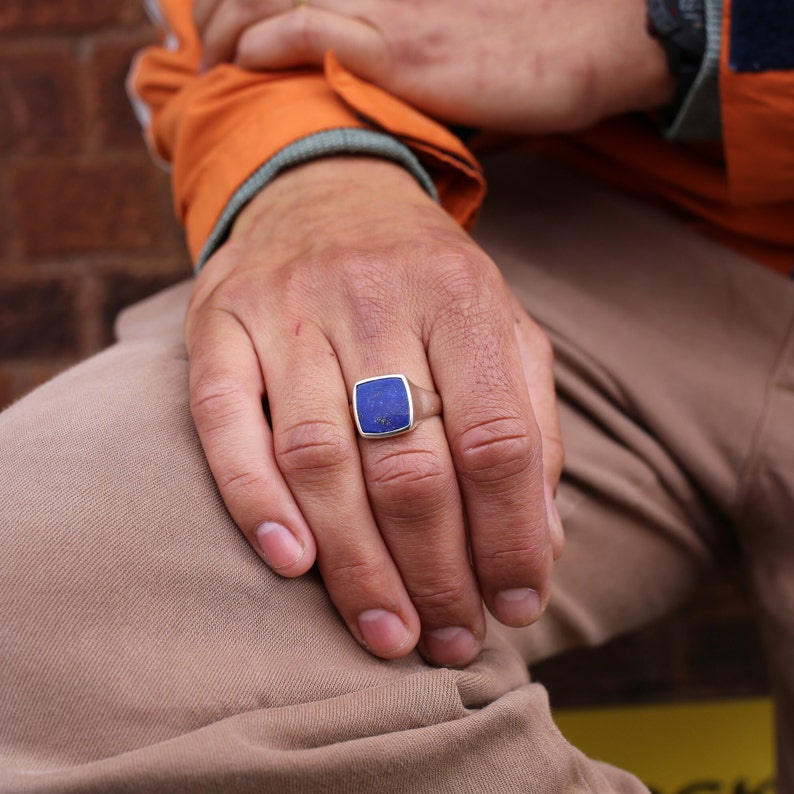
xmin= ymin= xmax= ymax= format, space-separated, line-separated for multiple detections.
xmin=193 ymin=0 xmax=223 ymax=32
xmin=428 ymin=262 xmax=555 ymax=628
xmin=197 ymin=0 xmax=287 ymax=68
xmin=187 ymin=308 xmax=318 ymax=575
xmin=510 ymin=294 xmax=565 ymax=560
xmin=235 ymin=7 xmax=383 ymax=78
xmin=357 ymin=412 xmax=485 ymax=669
xmin=340 ymin=314 xmax=486 ymax=666
xmin=265 ymin=321 xmax=422 ymax=660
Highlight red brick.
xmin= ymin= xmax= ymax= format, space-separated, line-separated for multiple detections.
xmin=0 ymin=361 xmax=70 ymax=410
xmin=684 ymin=611 xmax=769 ymax=697
xmin=0 ymin=1 xmax=144 ymax=34
xmin=0 ymin=367 xmax=14 ymax=410
xmin=0 ymin=44 xmax=82 ymax=154
xmin=98 ymin=267 xmax=187 ymax=346
xmin=532 ymin=574 xmax=770 ymax=708
xmin=10 ymin=156 xmax=179 ymax=257
xmin=533 ymin=622 xmax=679 ymax=708
xmin=86 ymin=29 xmax=158 ymax=150
xmin=0 ymin=170 xmax=12 ymax=263
xmin=0 ymin=275 xmax=81 ymax=358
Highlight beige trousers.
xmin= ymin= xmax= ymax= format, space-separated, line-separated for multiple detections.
xmin=2 ymin=154 xmax=792 ymax=793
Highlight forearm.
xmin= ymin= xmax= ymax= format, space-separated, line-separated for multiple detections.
xmin=195 ymin=129 xmax=438 ymax=272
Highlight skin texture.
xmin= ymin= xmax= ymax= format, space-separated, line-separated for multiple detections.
xmin=186 ymin=158 xmax=563 ymax=667
xmin=194 ymin=0 xmax=674 ymax=132
xmin=186 ymin=0 xmax=672 ymax=665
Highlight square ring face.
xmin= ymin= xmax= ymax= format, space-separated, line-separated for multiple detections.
xmin=353 ymin=375 xmax=414 ymax=438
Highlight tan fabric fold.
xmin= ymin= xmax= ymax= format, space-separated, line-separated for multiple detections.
xmin=3 ymin=154 xmax=792 ymax=792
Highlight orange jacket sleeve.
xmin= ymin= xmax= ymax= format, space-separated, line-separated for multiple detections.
xmin=128 ymin=0 xmax=485 ymax=264
xmin=130 ymin=1 xmax=792 ymax=275
xmin=516 ymin=0 xmax=794 ymax=275
xmin=720 ymin=0 xmax=794 ymax=208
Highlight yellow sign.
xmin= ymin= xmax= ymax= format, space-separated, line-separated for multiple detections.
xmin=554 ymin=698 xmax=775 ymax=794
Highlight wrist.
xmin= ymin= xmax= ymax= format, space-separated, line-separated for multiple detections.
xmin=579 ymin=0 xmax=675 ymax=125
xmin=230 ymin=156 xmax=437 ymax=244
xmin=194 ymin=129 xmax=439 ymax=274
xmin=646 ymin=0 xmax=708 ymax=124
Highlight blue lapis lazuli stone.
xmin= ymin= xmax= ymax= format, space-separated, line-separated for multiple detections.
xmin=355 ymin=376 xmax=411 ymax=435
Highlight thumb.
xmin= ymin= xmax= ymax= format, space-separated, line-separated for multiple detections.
xmin=236 ymin=8 xmax=385 ymax=79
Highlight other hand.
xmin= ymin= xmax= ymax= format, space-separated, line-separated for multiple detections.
xmin=194 ymin=0 xmax=673 ymax=132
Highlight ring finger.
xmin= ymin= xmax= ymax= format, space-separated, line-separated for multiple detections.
xmin=264 ymin=322 xmax=424 ymax=659
xmin=342 ymin=340 xmax=486 ymax=667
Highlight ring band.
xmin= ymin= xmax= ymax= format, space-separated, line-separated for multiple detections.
xmin=351 ymin=374 xmax=442 ymax=439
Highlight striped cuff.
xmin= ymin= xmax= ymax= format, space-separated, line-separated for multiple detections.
xmin=195 ymin=128 xmax=439 ymax=272
xmin=664 ymin=0 xmax=723 ymax=141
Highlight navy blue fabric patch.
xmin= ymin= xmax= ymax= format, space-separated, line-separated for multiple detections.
xmin=731 ymin=0 xmax=794 ymax=72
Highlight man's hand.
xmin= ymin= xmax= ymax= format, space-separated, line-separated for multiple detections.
xmin=185 ymin=157 xmax=563 ymax=667
xmin=194 ymin=0 xmax=673 ymax=133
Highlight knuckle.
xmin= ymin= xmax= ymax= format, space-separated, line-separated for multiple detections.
xmin=454 ymin=416 xmax=540 ymax=488
xmin=344 ymin=268 xmax=399 ymax=343
xmin=283 ymin=9 xmax=319 ymax=54
xmin=227 ymin=0 xmax=263 ymax=28
xmin=479 ymin=533 xmax=549 ymax=571
xmin=424 ymin=253 xmax=508 ymax=336
xmin=340 ymin=252 xmax=394 ymax=301
xmin=275 ymin=419 xmax=354 ymax=480
xmin=215 ymin=467 xmax=268 ymax=503
xmin=408 ymin=576 xmax=471 ymax=617
xmin=322 ymin=553 xmax=391 ymax=594
xmin=343 ymin=249 xmax=389 ymax=273
xmin=430 ymin=253 xmax=485 ymax=305
xmin=189 ymin=274 xmax=258 ymax=325
xmin=367 ymin=447 xmax=449 ymax=506
xmin=190 ymin=373 xmax=249 ymax=427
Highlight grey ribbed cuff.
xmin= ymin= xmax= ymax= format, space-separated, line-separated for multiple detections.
xmin=195 ymin=129 xmax=438 ymax=272
xmin=665 ymin=0 xmax=723 ymax=140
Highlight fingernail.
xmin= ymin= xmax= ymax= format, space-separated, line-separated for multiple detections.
xmin=422 ymin=626 xmax=478 ymax=667
xmin=493 ymin=588 xmax=542 ymax=626
xmin=255 ymin=522 xmax=305 ymax=569
xmin=357 ymin=609 xmax=411 ymax=655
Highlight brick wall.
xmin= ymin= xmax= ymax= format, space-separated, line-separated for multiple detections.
xmin=0 ymin=0 xmax=189 ymax=409
xmin=0 ymin=1 xmax=769 ymax=708
xmin=533 ymin=571 xmax=769 ymax=708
